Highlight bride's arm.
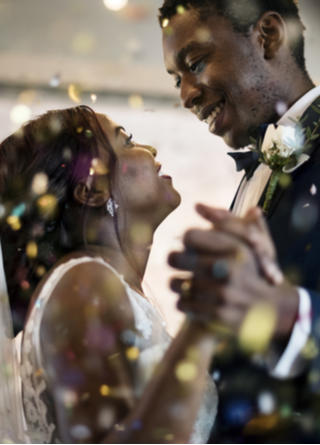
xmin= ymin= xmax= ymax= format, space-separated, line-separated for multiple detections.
xmin=41 ymin=261 xmax=215 ymax=444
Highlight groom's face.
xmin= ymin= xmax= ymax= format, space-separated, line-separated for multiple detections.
xmin=162 ymin=8 xmax=280 ymax=149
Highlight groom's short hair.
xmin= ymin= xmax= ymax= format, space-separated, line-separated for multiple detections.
xmin=159 ymin=0 xmax=307 ymax=75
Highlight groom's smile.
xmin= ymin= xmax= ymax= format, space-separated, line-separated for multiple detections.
xmin=162 ymin=8 xmax=284 ymax=149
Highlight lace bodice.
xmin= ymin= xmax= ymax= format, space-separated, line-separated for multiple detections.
xmin=21 ymin=257 xmax=217 ymax=443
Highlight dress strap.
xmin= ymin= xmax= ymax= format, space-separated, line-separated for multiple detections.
xmin=27 ymin=257 xmax=126 ymax=370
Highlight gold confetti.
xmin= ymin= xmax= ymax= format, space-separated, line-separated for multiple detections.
xmin=195 ymin=27 xmax=211 ymax=44
xmin=91 ymin=158 xmax=109 ymax=175
xmin=126 ymin=347 xmax=140 ymax=361
xmin=7 ymin=216 xmax=21 ymax=231
xmin=26 ymin=242 xmax=38 ymax=259
xmin=72 ymin=32 xmax=96 ymax=54
xmin=32 ymin=173 xmax=48 ymax=195
xmin=68 ymin=84 xmax=81 ymax=103
xmin=239 ymin=302 xmax=277 ymax=353
xmin=37 ymin=194 xmax=58 ymax=218
xmin=130 ymin=222 xmax=152 ymax=244
xmin=175 ymin=360 xmax=198 ymax=382
xmin=176 ymin=5 xmax=185 ymax=14
xmin=279 ymin=173 xmax=292 ymax=188
xmin=162 ymin=18 xmax=169 ymax=28
xmin=100 ymin=385 xmax=110 ymax=396
xmin=36 ymin=266 xmax=46 ymax=277
xmin=128 ymin=94 xmax=144 ymax=110
xmin=19 ymin=89 xmax=37 ymax=105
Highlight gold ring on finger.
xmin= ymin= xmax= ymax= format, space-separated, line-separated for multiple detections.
xmin=181 ymin=279 xmax=193 ymax=300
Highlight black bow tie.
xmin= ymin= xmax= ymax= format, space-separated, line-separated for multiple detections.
xmin=228 ymin=124 xmax=272 ymax=180
xmin=228 ymin=151 xmax=260 ymax=180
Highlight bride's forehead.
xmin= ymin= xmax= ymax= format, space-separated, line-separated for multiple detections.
xmin=97 ymin=113 xmax=119 ymax=133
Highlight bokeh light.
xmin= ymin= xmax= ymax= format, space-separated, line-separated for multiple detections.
xmin=103 ymin=0 xmax=128 ymax=11
xmin=239 ymin=302 xmax=277 ymax=353
xmin=32 ymin=173 xmax=48 ymax=195
xmin=128 ymin=94 xmax=144 ymax=110
xmin=10 ymin=105 xmax=31 ymax=125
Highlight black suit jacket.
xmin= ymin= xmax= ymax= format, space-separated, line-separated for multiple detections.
xmin=209 ymin=97 xmax=320 ymax=443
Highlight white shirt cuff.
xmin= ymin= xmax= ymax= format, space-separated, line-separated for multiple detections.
xmin=271 ymin=287 xmax=311 ymax=379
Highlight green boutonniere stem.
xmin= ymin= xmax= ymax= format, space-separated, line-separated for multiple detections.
xmin=263 ymin=171 xmax=280 ymax=214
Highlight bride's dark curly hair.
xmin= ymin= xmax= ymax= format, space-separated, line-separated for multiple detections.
xmin=0 ymin=106 xmax=118 ymax=333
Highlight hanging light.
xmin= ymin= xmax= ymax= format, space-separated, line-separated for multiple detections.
xmin=103 ymin=0 xmax=128 ymax=11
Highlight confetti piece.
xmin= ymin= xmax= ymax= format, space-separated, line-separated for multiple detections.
xmin=175 ymin=360 xmax=198 ymax=382
xmin=70 ymin=425 xmax=91 ymax=440
xmin=72 ymin=32 xmax=96 ymax=54
xmin=98 ymin=407 xmax=115 ymax=428
xmin=50 ymin=74 xmax=60 ymax=88
xmin=91 ymin=158 xmax=109 ymax=175
xmin=126 ymin=346 xmax=140 ymax=361
xmin=36 ymin=266 xmax=46 ymax=277
xmin=7 ymin=216 xmax=21 ymax=231
xmin=162 ymin=18 xmax=169 ymax=28
xmin=26 ymin=242 xmax=38 ymax=259
xmin=310 ymin=184 xmax=317 ymax=195
xmin=195 ymin=27 xmax=211 ymax=43
xmin=100 ymin=385 xmax=110 ymax=396
xmin=258 ymin=391 xmax=276 ymax=415
xmin=32 ymin=173 xmax=48 ymax=195
xmin=128 ymin=94 xmax=144 ymax=110
xmin=11 ymin=203 xmax=26 ymax=218
xmin=176 ymin=5 xmax=185 ymax=14
xmin=239 ymin=302 xmax=277 ymax=353
xmin=37 ymin=194 xmax=58 ymax=218
xmin=19 ymin=89 xmax=36 ymax=105
xmin=10 ymin=105 xmax=31 ymax=125
xmin=91 ymin=94 xmax=97 ymax=104
xmin=103 ymin=0 xmax=128 ymax=11
xmin=130 ymin=222 xmax=152 ymax=244
xmin=68 ymin=84 xmax=81 ymax=103
xmin=20 ymin=280 xmax=30 ymax=290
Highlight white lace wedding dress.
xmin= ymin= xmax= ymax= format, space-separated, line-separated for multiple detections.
xmin=20 ymin=257 xmax=218 ymax=443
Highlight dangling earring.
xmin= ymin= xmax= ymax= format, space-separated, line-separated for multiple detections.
xmin=106 ymin=198 xmax=119 ymax=217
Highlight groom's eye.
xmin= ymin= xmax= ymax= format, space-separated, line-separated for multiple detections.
xmin=174 ymin=77 xmax=181 ymax=89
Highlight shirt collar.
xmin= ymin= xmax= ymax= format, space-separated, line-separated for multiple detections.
xmin=278 ymin=85 xmax=320 ymax=126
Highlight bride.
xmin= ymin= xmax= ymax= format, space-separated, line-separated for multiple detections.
xmin=0 ymin=106 xmax=218 ymax=443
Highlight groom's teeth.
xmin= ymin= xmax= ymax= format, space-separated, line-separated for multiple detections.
xmin=204 ymin=101 xmax=225 ymax=128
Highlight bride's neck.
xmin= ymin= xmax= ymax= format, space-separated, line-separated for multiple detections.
xmin=84 ymin=222 xmax=154 ymax=295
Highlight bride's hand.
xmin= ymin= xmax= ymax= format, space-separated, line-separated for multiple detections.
xmin=195 ymin=204 xmax=283 ymax=285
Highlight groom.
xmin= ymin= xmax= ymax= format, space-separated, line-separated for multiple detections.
xmin=160 ymin=0 xmax=320 ymax=442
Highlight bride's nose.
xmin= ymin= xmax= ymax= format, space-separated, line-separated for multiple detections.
xmin=142 ymin=145 xmax=157 ymax=158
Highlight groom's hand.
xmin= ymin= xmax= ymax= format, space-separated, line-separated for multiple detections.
xmin=169 ymin=217 xmax=299 ymax=345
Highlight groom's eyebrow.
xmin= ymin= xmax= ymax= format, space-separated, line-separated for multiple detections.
xmin=167 ymin=41 xmax=204 ymax=74
xmin=115 ymin=126 xmax=125 ymax=137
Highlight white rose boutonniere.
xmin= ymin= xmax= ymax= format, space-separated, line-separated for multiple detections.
xmin=250 ymin=107 xmax=320 ymax=213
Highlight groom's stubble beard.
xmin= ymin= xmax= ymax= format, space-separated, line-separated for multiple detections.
xmin=223 ymin=47 xmax=283 ymax=150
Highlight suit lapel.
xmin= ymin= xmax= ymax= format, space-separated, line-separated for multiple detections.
xmin=258 ymin=95 xmax=320 ymax=220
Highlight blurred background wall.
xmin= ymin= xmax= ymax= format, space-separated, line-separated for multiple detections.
xmin=0 ymin=0 xmax=319 ymax=335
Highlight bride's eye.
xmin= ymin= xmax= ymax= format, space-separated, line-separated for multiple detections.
xmin=126 ymin=133 xmax=134 ymax=146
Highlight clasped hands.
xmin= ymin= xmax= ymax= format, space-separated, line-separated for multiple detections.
xmin=169 ymin=205 xmax=300 ymax=348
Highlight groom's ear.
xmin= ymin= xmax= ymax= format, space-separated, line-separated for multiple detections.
xmin=254 ymin=12 xmax=286 ymax=60
xmin=73 ymin=174 xmax=110 ymax=207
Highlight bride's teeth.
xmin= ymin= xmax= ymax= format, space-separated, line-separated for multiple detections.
xmin=158 ymin=170 xmax=164 ymax=177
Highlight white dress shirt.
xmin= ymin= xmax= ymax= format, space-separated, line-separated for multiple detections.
xmin=233 ymin=85 xmax=320 ymax=378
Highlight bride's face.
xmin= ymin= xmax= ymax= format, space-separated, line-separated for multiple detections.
xmin=97 ymin=114 xmax=181 ymax=221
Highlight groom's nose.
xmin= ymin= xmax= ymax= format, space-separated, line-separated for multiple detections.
xmin=180 ymin=76 xmax=202 ymax=109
